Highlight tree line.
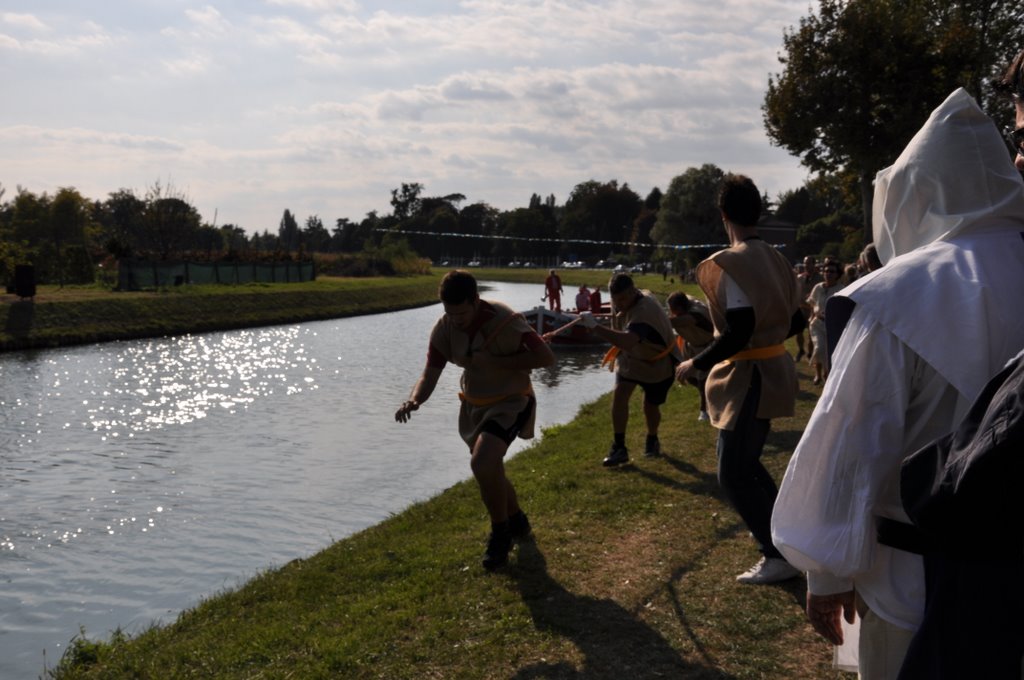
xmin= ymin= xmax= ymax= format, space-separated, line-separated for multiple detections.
xmin=2 ymin=0 xmax=1018 ymax=287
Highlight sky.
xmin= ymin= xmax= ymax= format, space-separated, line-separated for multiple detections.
xmin=0 ymin=1 xmax=815 ymax=235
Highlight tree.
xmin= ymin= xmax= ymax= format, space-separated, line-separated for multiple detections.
xmin=10 ymin=187 xmax=50 ymax=247
xmin=650 ymin=164 xmax=726 ymax=263
xmin=764 ymin=0 xmax=1024 ymax=237
xmin=454 ymin=202 xmax=500 ymax=261
xmin=559 ymin=180 xmax=642 ymax=262
xmin=99 ymin=189 xmax=146 ymax=257
xmin=303 ymin=215 xmax=331 ymax=253
xmin=220 ymin=225 xmax=249 ymax=256
xmin=49 ymin=187 xmax=90 ymax=286
xmin=143 ymin=182 xmax=202 ymax=260
xmin=278 ymin=209 xmax=300 ymax=252
xmin=389 ymin=182 xmax=423 ymax=221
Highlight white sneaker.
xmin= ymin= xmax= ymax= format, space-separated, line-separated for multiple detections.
xmin=735 ymin=557 xmax=801 ymax=584
xmin=698 ymin=410 xmax=709 ymax=422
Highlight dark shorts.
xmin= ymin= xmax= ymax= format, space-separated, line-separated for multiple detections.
xmin=480 ymin=395 xmax=536 ymax=446
xmin=615 ymin=374 xmax=674 ymax=406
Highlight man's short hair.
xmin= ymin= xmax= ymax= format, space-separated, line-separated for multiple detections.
xmin=439 ymin=269 xmax=477 ymax=305
xmin=666 ymin=291 xmax=690 ymax=313
xmin=608 ymin=273 xmax=635 ymax=295
xmin=718 ymin=174 xmax=762 ymax=228
xmin=995 ymin=49 xmax=1024 ymax=100
xmin=861 ymin=243 xmax=883 ymax=271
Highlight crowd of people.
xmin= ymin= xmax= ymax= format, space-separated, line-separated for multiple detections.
xmin=393 ymin=49 xmax=1024 ymax=679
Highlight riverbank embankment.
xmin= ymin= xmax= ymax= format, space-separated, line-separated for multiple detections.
xmin=0 ymin=276 xmax=445 ymax=352
xmin=0 ymin=268 xmax=685 ymax=352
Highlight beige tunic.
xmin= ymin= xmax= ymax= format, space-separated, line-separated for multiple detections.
xmin=612 ymin=291 xmax=681 ymax=383
xmin=696 ymin=240 xmax=801 ymax=430
xmin=429 ymin=300 xmax=537 ymax=447
xmin=670 ymin=295 xmax=714 ymax=380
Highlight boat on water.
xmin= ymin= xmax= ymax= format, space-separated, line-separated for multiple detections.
xmin=522 ymin=305 xmax=611 ymax=347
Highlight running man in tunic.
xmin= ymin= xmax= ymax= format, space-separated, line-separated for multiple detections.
xmin=395 ymin=270 xmax=555 ymax=570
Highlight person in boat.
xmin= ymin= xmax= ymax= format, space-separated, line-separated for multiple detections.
xmin=578 ymin=273 xmax=681 ymax=466
xmin=544 ymin=269 xmax=563 ymax=312
xmin=589 ymin=285 xmax=603 ymax=315
xmin=666 ymin=291 xmax=714 ymax=422
xmin=395 ymin=270 xmax=555 ymax=570
xmin=575 ymin=284 xmax=591 ymax=312
xmin=674 ymin=173 xmax=805 ymax=586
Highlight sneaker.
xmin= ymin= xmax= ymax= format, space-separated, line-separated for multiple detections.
xmin=644 ymin=439 xmax=661 ymax=458
xmin=602 ymin=444 xmax=629 ymax=467
xmin=735 ymin=557 xmax=801 ymax=584
xmin=508 ymin=511 xmax=532 ymax=541
xmin=698 ymin=410 xmax=710 ymax=422
xmin=482 ymin=529 xmax=512 ymax=570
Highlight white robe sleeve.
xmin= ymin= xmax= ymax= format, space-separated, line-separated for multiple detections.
xmin=771 ymin=313 xmax=914 ymax=593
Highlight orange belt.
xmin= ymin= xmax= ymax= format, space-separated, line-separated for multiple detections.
xmin=459 ymin=387 xmax=533 ymax=407
xmin=601 ymin=340 xmax=677 ymax=370
xmin=723 ymin=344 xmax=786 ymax=364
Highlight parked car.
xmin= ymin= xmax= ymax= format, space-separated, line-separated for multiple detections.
xmin=467 ymin=260 xmax=481 ymax=267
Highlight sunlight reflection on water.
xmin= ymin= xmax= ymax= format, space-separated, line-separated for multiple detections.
xmin=0 ymin=281 xmax=615 ymax=677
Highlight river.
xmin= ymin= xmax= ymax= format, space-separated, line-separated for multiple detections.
xmin=0 ymin=281 xmax=613 ymax=678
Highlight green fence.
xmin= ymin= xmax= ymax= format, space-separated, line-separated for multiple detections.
xmin=118 ymin=260 xmax=316 ymax=290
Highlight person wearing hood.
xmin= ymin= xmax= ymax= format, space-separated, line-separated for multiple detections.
xmin=771 ymin=87 xmax=1024 ymax=679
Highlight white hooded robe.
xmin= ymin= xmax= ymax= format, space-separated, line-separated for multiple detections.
xmin=772 ymin=88 xmax=1024 ymax=631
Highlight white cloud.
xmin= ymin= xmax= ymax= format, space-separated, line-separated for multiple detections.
xmin=2 ymin=12 xmax=48 ymax=32
xmin=0 ymin=0 xmax=814 ymax=232
xmin=266 ymin=0 xmax=360 ymax=11
xmin=162 ymin=55 xmax=210 ymax=76
xmin=184 ymin=6 xmax=231 ymax=36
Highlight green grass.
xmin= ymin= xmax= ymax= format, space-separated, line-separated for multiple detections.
xmin=46 ymin=342 xmax=842 ymax=679
xmin=0 ymin=276 xmax=442 ymax=351
xmin=0 ymin=268 xmax=688 ymax=352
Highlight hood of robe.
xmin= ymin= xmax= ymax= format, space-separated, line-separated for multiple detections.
xmin=872 ymin=88 xmax=1024 ymax=264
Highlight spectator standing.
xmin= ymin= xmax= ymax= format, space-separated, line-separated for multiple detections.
xmin=674 ymin=174 xmax=806 ymax=584
xmin=772 ymin=88 xmax=1024 ymax=679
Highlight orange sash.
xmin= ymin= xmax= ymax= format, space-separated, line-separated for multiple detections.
xmin=723 ymin=343 xmax=786 ymax=364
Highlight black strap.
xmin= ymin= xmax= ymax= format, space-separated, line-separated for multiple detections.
xmin=877 ymin=517 xmax=937 ymax=555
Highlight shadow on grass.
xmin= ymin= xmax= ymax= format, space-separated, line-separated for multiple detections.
xmin=765 ymin=427 xmax=804 ymax=458
xmin=652 ymin=452 xmax=722 ymax=498
xmin=509 ymin=541 xmax=736 ymax=680
xmin=3 ymin=300 xmax=34 ymax=338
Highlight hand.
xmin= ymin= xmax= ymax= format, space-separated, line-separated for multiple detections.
xmin=395 ymin=400 xmax=419 ymax=423
xmin=674 ymin=359 xmax=694 ymax=383
xmin=806 ymin=590 xmax=856 ymax=645
xmin=578 ymin=311 xmax=597 ymax=329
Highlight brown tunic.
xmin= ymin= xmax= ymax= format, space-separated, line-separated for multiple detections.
xmin=429 ymin=300 xmax=537 ymax=447
xmin=696 ymin=240 xmax=801 ymax=430
xmin=612 ymin=290 xmax=681 ymax=383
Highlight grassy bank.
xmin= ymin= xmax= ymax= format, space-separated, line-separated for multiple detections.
xmin=48 ymin=341 xmax=841 ymax=679
xmin=0 ymin=268 xmax=684 ymax=353
xmin=0 ymin=276 xmax=442 ymax=352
